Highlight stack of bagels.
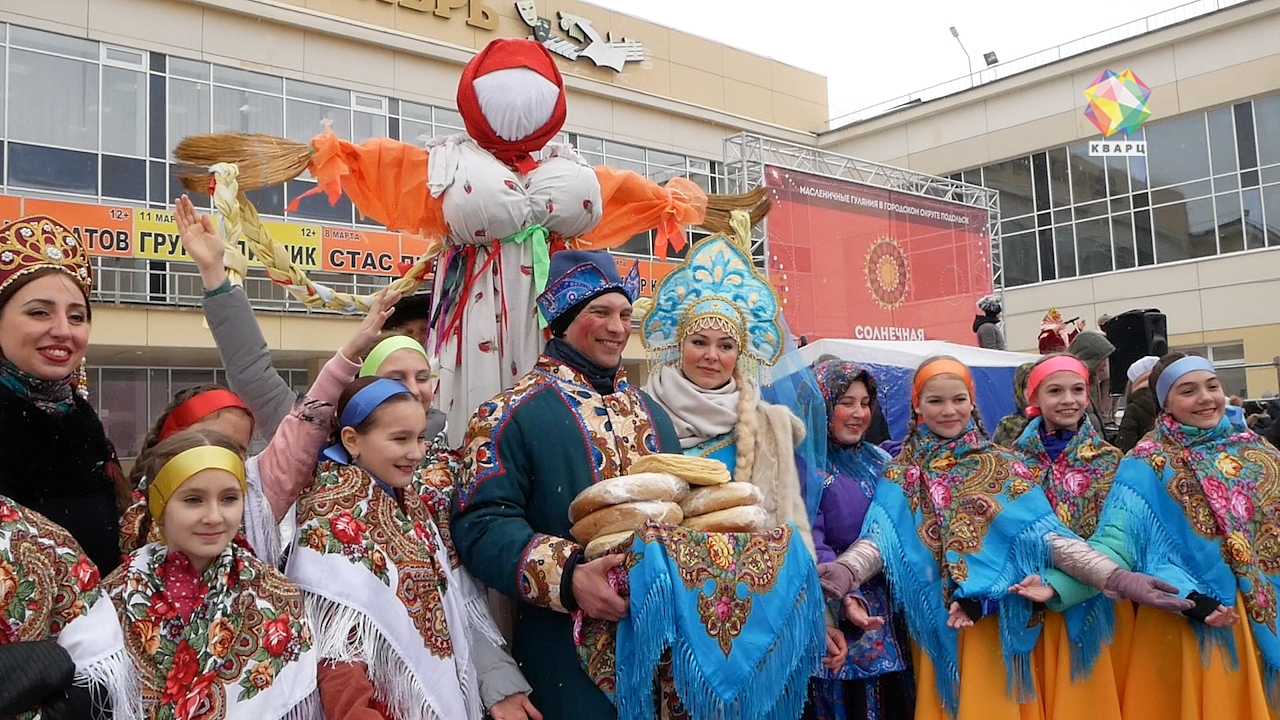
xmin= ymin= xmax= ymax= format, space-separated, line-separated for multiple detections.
xmin=569 ymin=454 xmax=768 ymax=559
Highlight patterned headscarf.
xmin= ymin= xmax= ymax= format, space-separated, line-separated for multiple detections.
xmin=813 ymin=360 xmax=878 ymax=424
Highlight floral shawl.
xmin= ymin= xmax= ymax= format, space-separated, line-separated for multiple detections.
xmin=1014 ymin=415 xmax=1118 ymax=678
xmin=288 ymin=460 xmax=481 ymax=720
xmin=102 ymin=542 xmax=318 ymax=720
xmin=0 ymin=494 xmax=134 ymax=720
xmin=1104 ymin=414 xmax=1280 ymax=708
xmin=1015 ymin=415 xmax=1119 ymax=539
xmin=860 ymin=423 xmax=1084 ymax=718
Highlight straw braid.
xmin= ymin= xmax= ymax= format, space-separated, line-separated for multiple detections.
xmin=208 ymin=163 xmax=440 ymax=314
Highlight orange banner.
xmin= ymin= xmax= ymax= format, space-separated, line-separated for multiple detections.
xmin=321 ymin=226 xmax=402 ymax=275
xmin=615 ymin=257 xmax=677 ymax=298
xmin=20 ymin=198 xmax=134 ymax=257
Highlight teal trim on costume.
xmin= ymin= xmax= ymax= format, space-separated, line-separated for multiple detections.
xmin=684 ymin=433 xmax=737 ymax=478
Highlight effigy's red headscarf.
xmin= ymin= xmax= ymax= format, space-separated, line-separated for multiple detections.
xmin=456 ymin=38 xmax=567 ymax=174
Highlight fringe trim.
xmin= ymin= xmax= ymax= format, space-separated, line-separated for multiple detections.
xmin=304 ymin=593 xmax=473 ymax=720
xmin=991 ymin=515 xmax=1059 ymax=703
xmin=1266 ymin=664 xmax=1280 ymax=715
xmin=863 ymin=503 xmax=960 ymax=719
xmin=1066 ymin=596 xmax=1115 ymax=682
xmin=78 ymin=647 xmax=143 ymax=720
xmin=615 ymin=555 xmax=824 ymax=720
xmin=464 ymin=590 xmax=507 ymax=650
xmin=1109 ymin=483 xmax=1240 ymax=671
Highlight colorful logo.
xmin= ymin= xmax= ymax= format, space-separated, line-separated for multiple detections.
xmin=865 ymin=237 xmax=910 ymax=310
xmin=1084 ymin=69 xmax=1152 ymax=138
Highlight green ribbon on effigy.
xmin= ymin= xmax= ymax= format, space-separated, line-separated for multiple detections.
xmin=507 ymin=224 xmax=553 ymax=327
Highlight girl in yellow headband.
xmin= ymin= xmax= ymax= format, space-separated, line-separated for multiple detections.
xmin=817 ymin=356 xmax=1188 ymax=720
xmin=101 ymin=428 xmax=319 ymax=719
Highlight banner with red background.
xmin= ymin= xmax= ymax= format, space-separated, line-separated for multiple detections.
xmin=765 ymin=167 xmax=994 ymax=345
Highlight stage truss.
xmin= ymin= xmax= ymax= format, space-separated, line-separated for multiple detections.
xmin=723 ymin=133 xmax=1004 ymax=294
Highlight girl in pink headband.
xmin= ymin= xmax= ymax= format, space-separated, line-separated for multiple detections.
xmin=1009 ymin=354 xmax=1130 ymax=717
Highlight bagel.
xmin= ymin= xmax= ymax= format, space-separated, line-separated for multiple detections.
xmin=682 ymin=505 xmax=769 ymax=534
xmin=679 ymin=482 xmax=763 ymax=518
xmin=583 ymin=530 xmax=637 ymax=560
xmin=628 ymin=453 xmax=731 ymax=486
xmin=568 ymin=472 xmax=688 ymax=523
xmin=569 ymin=500 xmax=683 ymax=544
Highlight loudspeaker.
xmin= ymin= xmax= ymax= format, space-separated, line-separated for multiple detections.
xmin=1106 ymin=309 xmax=1168 ymax=396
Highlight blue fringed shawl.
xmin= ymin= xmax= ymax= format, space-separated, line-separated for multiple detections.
xmin=614 ymin=522 xmax=825 ymax=720
xmin=860 ymin=423 xmax=1090 ymax=718
xmin=1102 ymin=414 xmax=1280 ymax=710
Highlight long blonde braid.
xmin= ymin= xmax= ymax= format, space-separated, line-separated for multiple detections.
xmin=732 ymin=366 xmax=759 ymax=483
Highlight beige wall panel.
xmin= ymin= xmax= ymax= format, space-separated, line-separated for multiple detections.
xmin=279 ymin=315 xmax=358 ymax=352
xmin=1 ymin=0 xmax=88 ymax=34
xmin=392 ymin=7 xmax=477 ymax=50
xmin=1171 ymin=13 xmax=1280 ymax=79
xmin=303 ymin=32 xmax=396 ymax=93
xmin=90 ymin=307 xmax=150 ymax=347
xmin=1005 ymin=276 xmax=1096 ymax=312
xmin=820 ymin=125 xmax=910 ymax=164
xmin=900 ymin=139 xmax=991 ymax=178
xmin=669 ymin=66 xmax=725 ymax=110
xmin=723 ymin=78 xmax=773 ymax=123
xmin=608 ymin=12 xmax=670 ymax=61
xmin=904 ymin=101 xmax=988 ymax=154
xmin=668 ymin=34 xmax=723 ymax=78
xmin=984 ymin=112 xmax=1079 ymax=164
xmin=722 ymin=46 xmax=774 ymax=91
xmin=773 ymin=98 xmax=827 ymax=135
xmin=667 ymin=117 xmax=734 ymax=160
xmin=613 ymin=57 xmax=674 ymax=99
xmin=1194 ymin=250 xmax=1280 ymax=288
xmin=87 ymin=0 xmax=203 ymax=55
xmin=770 ymin=62 xmax=826 ymax=108
xmin=1088 ymin=262 xmax=1198 ymax=303
xmin=201 ymin=8 xmax=307 ymax=73
xmin=146 ymin=309 xmax=219 ymax=348
xmin=1069 ymin=44 xmax=1178 ymax=96
xmin=392 ymin=51 xmax=463 ymax=107
xmin=1176 ymin=55 xmax=1280 ymax=114
xmin=1199 ymin=280 xmax=1280 ymax=330
xmin=983 ymin=76 xmax=1077 ymax=133
xmin=611 ymin=103 xmax=674 ymax=148
xmin=304 ymin=0 xmax=396 ymax=28
xmin=563 ymin=90 xmax=615 ymax=135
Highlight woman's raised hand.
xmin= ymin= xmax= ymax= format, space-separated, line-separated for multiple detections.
xmin=340 ymin=287 xmax=402 ymax=364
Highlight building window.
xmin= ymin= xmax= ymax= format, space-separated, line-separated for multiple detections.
xmin=962 ymin=91 xmax=1280 ymax=288
xmin=1173 ymin=343 xmax=1248 ymax=398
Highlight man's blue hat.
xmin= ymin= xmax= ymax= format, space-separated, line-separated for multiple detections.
xmin=536 ymin=249 xmax=640 ymax=331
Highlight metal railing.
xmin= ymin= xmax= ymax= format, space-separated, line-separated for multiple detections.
xmin=88 ymin=257 xmax=389 ymax=315
xmin=829 ymin=0 xmax=1254 ymax=128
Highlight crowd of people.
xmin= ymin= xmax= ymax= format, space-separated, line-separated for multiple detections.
xmin=3 ymin=38 xmax=1280 ymax=720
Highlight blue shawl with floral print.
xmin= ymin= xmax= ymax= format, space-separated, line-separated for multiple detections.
xmin=860 ymin=422 xmax=1087 ymax=717
xmin=1103 ymin=414 xmax=1280 ymax=709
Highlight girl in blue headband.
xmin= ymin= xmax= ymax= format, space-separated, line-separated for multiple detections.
xmin=1029 ymin=352 xmax=1280 ymax=719
xmin=291 ymin=377 xmax=537 ymax=720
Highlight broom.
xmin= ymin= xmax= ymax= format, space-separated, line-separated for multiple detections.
xmin=701 ymin=186 xmax=770 ymax=236
xmin=173 ymin=134 xmax=312 ymax=195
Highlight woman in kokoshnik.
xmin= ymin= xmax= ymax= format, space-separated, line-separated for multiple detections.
xmin=291 ymin=377 xmax=537 ymax=720
xmin=1020 ymin=352 xmax=1280 ymax=720
xmin=101 ymin=427 xmax=319 ymax=720
xmin=815 ymin=356 xmax=1192 ymax=720
xmin=1006 ymin=354 xmax=1132 ymax=718
xmin=804 ymin=359 xmax=914 ymax=720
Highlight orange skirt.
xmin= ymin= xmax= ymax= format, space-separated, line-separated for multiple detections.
xmin=1118 ymin=596 xmax=1278 ymax=720
xmin=914 ymin=612 xmax=1125 ymax=720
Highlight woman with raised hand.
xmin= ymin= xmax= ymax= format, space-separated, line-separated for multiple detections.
xmin=1021 ymin=352 xmax=1280 ymax=720
xmin=817 ymin=356 xmax=1188 ymax=720
xmin=101 ymin=427 xmax=320 ymax=719
xmin=0 ymin=215 xmax=129 ymax=574
xmin=292 ymin=377 xmax=538 ymax=720
xmin=805 ymin=360 xmax=913 ymax=720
